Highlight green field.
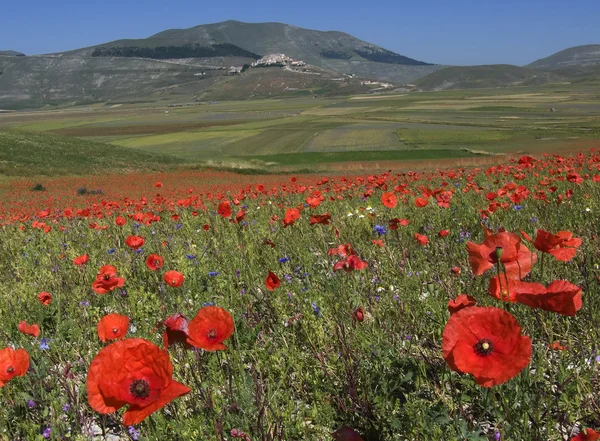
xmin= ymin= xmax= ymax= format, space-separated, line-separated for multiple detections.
xmin=0 ymin=83 xmax=599 ymax=174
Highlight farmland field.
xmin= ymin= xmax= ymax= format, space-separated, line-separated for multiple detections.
xmin=0 ymin=85 xmax=600 ymax=441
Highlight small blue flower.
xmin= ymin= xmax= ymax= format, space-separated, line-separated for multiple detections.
xmin=278 ymin=257 xmax=290 ymax=263
xmin=63 ymin=404 xmax=70 ymax=412
xmin=186 ymin=254 xmax=197 ymax=259
xmin=39 ymin=338 xmax=51 ymax=350
xmin=175 ymin=223 xmax=183 ymax=230
xmin=128 ymin=426 xmax=141 ymax=441
xmin=135 ymin=248 xmax=144 ymax=254
xmin=530 ymin=217 xmax=538 ymax=223
xmin=107 ymin=248 xmax=115 ymax=254
xmin=373 ymin=225 xmax=387 ymax=235
xmin=203 ymin=301 xmax=215 ymax=307
xmin=208 ymin=271 xmax=220 ymax=277
xmin=235 ymin=270 xmax=241 ymax=278
xmin=42 ymin=427 xmax=51 ymax=439
xmin=513 ymin=205 xmax=523 ymax=211
xmin=79 ymin=300 xmax=89 ymax=307
xmin=27 ymin=399 xmax=35 ymax=408
xmin=311 ymin=301 xmax=321 ymax=317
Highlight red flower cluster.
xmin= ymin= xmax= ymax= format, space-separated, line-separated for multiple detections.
xmin=92 ymin=265 xmax=126 ymax=294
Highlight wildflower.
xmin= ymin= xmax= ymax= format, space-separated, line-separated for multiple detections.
xmin=311 ymin=302 xmax=321 ymax=317
xmin=73 ymin=254 xmax=89 ymax=265
xmin=0 ymin=347 xmax=30 ymax=387
xmin=125 ymin=235 xmax=144 ymax=249
xmin=145 ymin=254 xmax=164 ymax=271
xmin=373 ymin=225 xmax=387 ymax=235
xmin=573 ymin=428 xmax=600 ymax=441
xmin=447 ymin=294 xmax=477 ymax=314
xmin=283 ymin=208 xmax=301 ymax=227
xmin=439 ymin=229 xmax=450 ymax=237
xmin=309 ymin=214 xmax=331 ymax=225
xmin=521 ymin=229 xmax=581 ymax=262
xmin=187 ymin=306 xmax=234 ymax=351
xmin=39 ymin=338 xmax=50 ymax=350
xmin=208 ymin=271 xmax=220 ymax=277
xmin=164 ymin=270 xmax=184 ymax=287
xmin=87 ymin=339 xmax=190 ymax=425
xmin=18 ymin=321 xmax=40 ymax=338
xmin=217 ymin=201 xmax=232 ymax=218
xmin=381 ymin=192 xmax=397 ymax=208
xmin=514 ymin=280 xmax=582 ymax=316
xmin=278 ymin=257 xmax=290 ymax=263
xmin=442 ymin=306 xmax=531 ymax=387
xmin=353 ymin=307 xmax=365 ymax=322
xmin=265 ymin=271 xmax=281 ymax=291
xmin=27 ymin=399 xmax=35 ymax=408
xmin=414 ymin=233 xmax=429 ymax=246
xmin=128 ymin=426 xmax=141 ymax=441
xmin=38 ymin=291 xmax=52 ymax=306
xmin=333 ymin=255 xmax=368 ymax=272
xmin=414 ymin=197 xmax=429 ymax=208
xmin=97 ymin=314 xmax=129 ymax=342
xmin=42 ymin=427 xmax=51 ymax=439
xmin=92 ymin=265 xmax=125 ymax=294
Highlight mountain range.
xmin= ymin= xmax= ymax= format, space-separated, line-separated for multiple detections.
xmin=1 ymin=21 xmax=599 ymax=109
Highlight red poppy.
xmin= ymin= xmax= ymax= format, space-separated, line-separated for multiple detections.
xmin=38 ymin=291 xmax=52 ymax=306
xmin=514 ymin=280 xmax=583 ymax=316
xmin=265 ymin=271 xmax=281 ymax=291
xmin=145 ymin=254 xmax=164 ymax=271
xmin=332 ymin=427 xmax=364 ymax=441
xmin=439 ymin=229 xmax=450 ymax=237
xmin=164 ymin=270 xmax=184 ymax=287
xmin=414 ymin=233 xmax=429 ymax=246
xmin=371 ymin=239 xmax=384 ymax=247
xmin=125 ymin=235 xmax=145 ymax=249
xmin=92 ymin=265 xmax=125 ymax=294
xmin=17 ymin=321 xmax=40 ymax=338
xmin=548 ymin=341 xmax=567 ymax=351
xmin=161 ymin=313 xmax=190 ymax=350
xmin=283 ymin=208 xmax=301 ymax=227
xmin=521 ymin=229 xmax=581 ymax=262
xmin=218 ymin=200 xmax=232 ymax=218
xmin=154 ymin=181 xmax=163 ymax=188
xmin=466 ymin=227 xmax=536 ymax=279
xmin=381 ymin=192 xmax=397 ymax=209
xmin=115 ymin=216 xmax=127 ymax=226
xmin=233 ymin=210 xmax=246 ymax=223
xmin=309 ymin=214 xmax=331 ymax=225
xmin=97 ymin=314 xmax=129 ymax=342
xmin=328 ymin=243 xmax=354 ymax=258
xmin=187 ymin=306 xmax=235 ymax=351
xmin=0 ymin=347 xmax=30 ymax=388
xmin=263 ymin=239 xmax=276 ymax=248
xmin=414 ymin=197 xmax=429 ymax=208
xmin=86 ymin=338 xmax=190 ymax=425
xmin=573 ymin=429 xmax=600 ymax=441
xmin=442 ymin=306 xmax=532 ymax=387
xmin=73 ymin=254 xmax=89 ymax=265
xmin=447 ymin=294 xmax=477 ymax=314
xmin=451 ymin=266 xmax=461 ymax=275
xmin=353 ymin=307 xmax=365 ymax=322
xmin=488 ymin=276 xmax=545 ymax=303
xmin=333 ymin=255 xmax=368 ymax=272
xmin=389 ymin=218 xmax=410 ymax=230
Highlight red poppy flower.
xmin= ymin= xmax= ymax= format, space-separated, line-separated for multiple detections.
xmin=353 ymin=307 xmax=365 ymax=322
xmin=521 ymin=229 xmax=581 ymax=262
xmin=187 ymin=306 xmax=235 ymax=351
xmin=73 ymin=254 xmax=89 ymax=265
xmin=155 ymin=181 xmax=163 ymax=188
xmin=38 ymin=291 xmax=52 ymax=306
xmin=218 ymin=200 xmax=232 ymax=218
xmin=86 ymin=338 xmax=190 ymax=425
xmin=389 ymin=218 xmax=410 ymax=230
xmin=414 ymin=197 xmax=429 ymax=208
xmin=283 ymin=208 xmax=301 ymax=227
xmin=447 ymin=294 xmax=477 ymax=314
xmin=263 ymin=239 xmax=276 ymax=248
xmin=332 ymin=427 xmax=364 ymax=441
xmin=97 ymin=314 xmax=129 ymax=342
xmin=17 ymin=321 xmax=40 ymax=338
xmin=414 ymin=233 xmax=429 ymax=246
xmin=125 ymin=235 xmax=145 ymax=249
xmin=115 ymin=216 xmax=127 ymax=226
xmin=309 ymin=214 xmax=331 ymax=225
xmin=164 ymin=270 xmax=184 ymax=287
xmin=0 ymin=347 xmax=30 ymax=388
xmin=573 ymin=429 xmax=600 ymax=441
xmin=145 ymin=254 xmax=164 ymax=271
xmin=548 ymin=341 xmax=567 ymax=351
xmin=328 ymin=243 xmax=354 ymax=258
xmin=514 ymin=280 xmax=583 ymax=316
xmin=466 ymin=227 xmax=536 ymax=279
xmin=439 ymin=229 xmax=450 ymax=237
xmin=92 ymin=265 xmax=125 ymax=294
xmin=161 ymin=313 xmax=190 ymax=350
xmin=381 ymin=192 xmax=397 ymax=209
xmin=265 ymin=271 xmax=281 ymax=291
xmin=451 ymin=266 xmax=461 ymax=275
xmin=442 ymin=306 xmax=532 ymax=387
xmin=371 ymin=239 xmax=384 ymax=247
xmin=333 ymin=255 xmax=368 ymax=272
xmin=488 ymin=276 xmax=545 ymax=303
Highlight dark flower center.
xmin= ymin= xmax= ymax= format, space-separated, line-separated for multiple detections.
xmin=129 ymin=379 xmax=151 ymax=399
xmin=112 ymin=328 xmax=119 ymax=334
xmin=474 ymin=338 xmax=494 ymax=356
xmin=103 ymin=274 xmax=111 ymax=281
xmin=206 ymin=328 xmax=218 ymax=340
xmin=6 ymin=366 xmax=14 ymax=374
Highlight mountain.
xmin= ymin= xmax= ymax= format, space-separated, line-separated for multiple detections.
xmin=0 ymin=50 xmax=25 ymax=56
xmin=528 ymin=44 xmax=600 ymax=69
xmin=0 ymin=21 xmax=445 ymax=109
xmin=416 ymin=64 xmax=564 ymax=91
xmin=58 ymin=20 xmax=441 ymax=82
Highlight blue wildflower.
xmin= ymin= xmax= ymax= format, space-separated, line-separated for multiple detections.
xmin=373 ymin=225 xmax=387 ymax=235
xmin=128 ymin=426 xmax=141 ymax=441
xmin=107 ymin=248 xmax=115 ymax=254
xmin=39 ymin=338 xmax=50 ymax=350
xmin=208 ymin=271 xmax=220 ymax=277
xmin=27 ymin=399 xmax=35 ymax=408
xmin=311 ymin=302 xmax=321 ymax=317
xmin=278 ymin=257 xmax=290 ymax=263
xmin=186 ymin=254 xmax=197 ymax=259
xmin=203 ymin=301 xmax=215 ymax=307
xmin=175 ymin=223 xmax=183 ymax=230
xmin=42 ymin=427 xmax=51 ymax=439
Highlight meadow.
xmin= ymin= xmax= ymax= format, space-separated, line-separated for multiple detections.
xmin=0 ymin=86 xmax=599 ymax=441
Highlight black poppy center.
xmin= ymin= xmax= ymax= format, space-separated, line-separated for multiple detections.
xmin=206 ymin=328 xmax=218 ymax=340
xmin=112 ymin=328 xmax=119 ymax=334
xmin=474 ymin=338 xmax=494 ymax=356
xmin=103 ymin=274 xmax=111 ymax=281
xmin=6 ymin=366 xmax=14 ymax=374
xmin=130 ymin=379 xmax=151 ymax=399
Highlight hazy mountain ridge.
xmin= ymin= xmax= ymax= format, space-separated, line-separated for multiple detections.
xmin=528 ymin=44 xmax=600 ymax=69
xmin=0 ymin=50 xmax=25 ymax=56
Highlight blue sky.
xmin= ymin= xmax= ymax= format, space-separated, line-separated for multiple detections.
xmin=2 ymin=0 xmax=598 ymax=65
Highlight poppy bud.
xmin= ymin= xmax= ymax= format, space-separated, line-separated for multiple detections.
xmin=353 ymin=307 xmax=364 ymax=322
xmin=495 ymin=246 xmax=503 ymax=261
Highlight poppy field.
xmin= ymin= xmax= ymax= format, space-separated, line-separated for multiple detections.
xmin=1 ymin=151 xmax=600 ymax=441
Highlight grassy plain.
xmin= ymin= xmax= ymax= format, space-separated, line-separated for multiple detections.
xmin=0 ymin=83 xmax=599 ymax=173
